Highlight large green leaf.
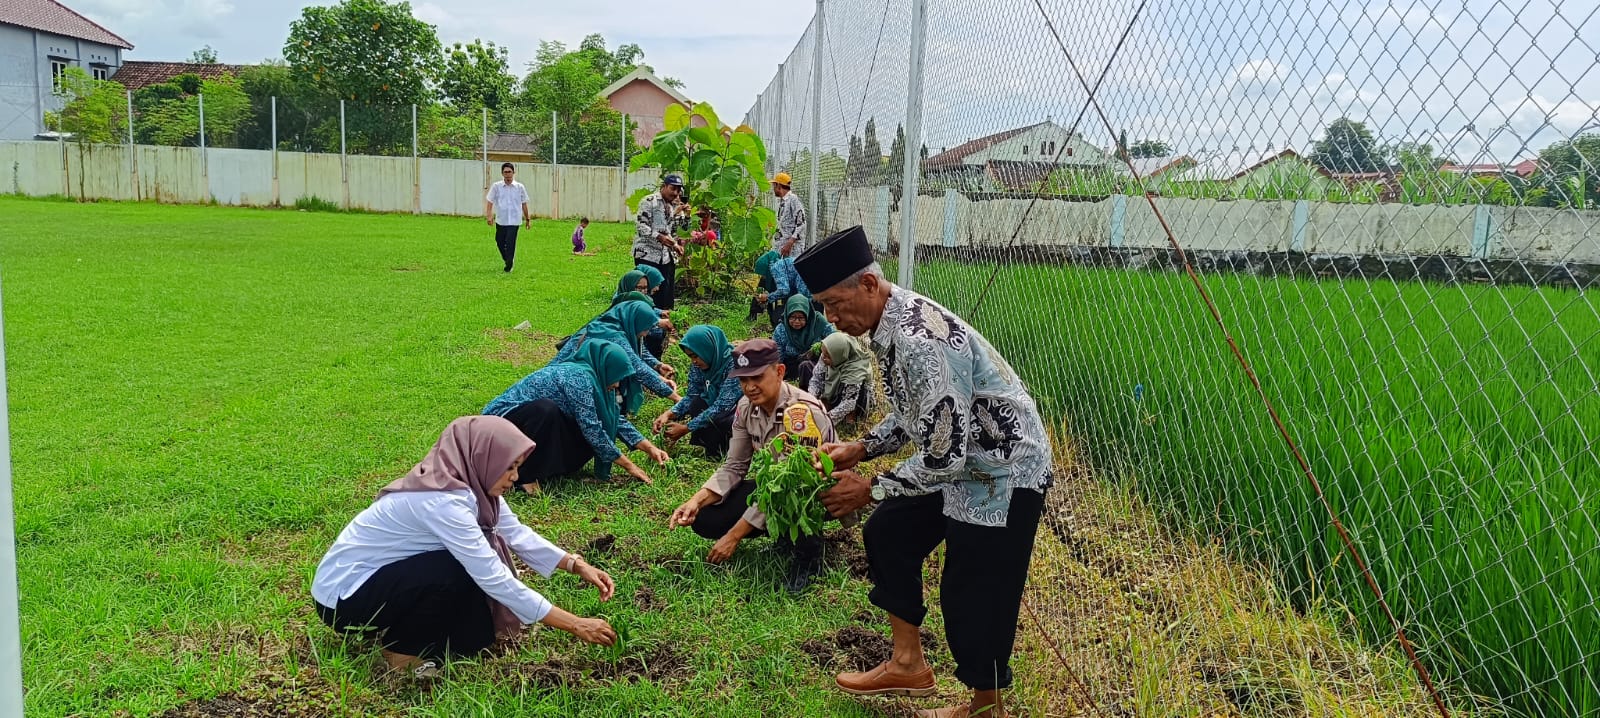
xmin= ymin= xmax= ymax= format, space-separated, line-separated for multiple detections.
xmin=686 ymin=125 xmax=722 ymax=150
xmin=689 ymin=149 xmax=721 ymax=183
xmin=729 ymin=131 xmax=767 ymax=166
xmin=626 ymin=186 xmax=653 ymax=214
xmin=664 ymin=103 xmax=691 ymax=132
xmin=690 ymin=103 xmax=722 ymax=132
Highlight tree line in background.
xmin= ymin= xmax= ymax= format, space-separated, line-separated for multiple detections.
xmin=48 ymin=0 xmax=674 ymax=165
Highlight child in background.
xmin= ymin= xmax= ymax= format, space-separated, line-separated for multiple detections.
xmin=571 ymin=218 xmax=594 ymax=256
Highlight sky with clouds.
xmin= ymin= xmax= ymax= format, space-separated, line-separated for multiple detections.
xmin=71 ymin=0 xmax=1598 ymax=167
xmin=743 ymin=0 xmax=1600 ymax=168
xmin=69 ymin=0 xmax=813 ymax=120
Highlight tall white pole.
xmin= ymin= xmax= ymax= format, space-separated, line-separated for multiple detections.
xmin=809 ymin=0 xmax=825 ymax=246
xmin=773 ymin=63 xmax=785 ymax=182
xmin=340 ymin=99 xmax=349 ymax=208
xmin=197 ymin=93 xmax=206 ymax=154
xmin=126 ymin=89 xmax=136 ymax=198
xmin=481 ymin=107 xmax=488 ymax=191
xmin=621 ymin=113 xmax=628 ymax=222
xmin=896 ymin=0 xmax=928 ymax=288
xmin=552 ymin=110 xmax=559 ymax=219
xmin=0 ymin=277 xmax=24 ymax=718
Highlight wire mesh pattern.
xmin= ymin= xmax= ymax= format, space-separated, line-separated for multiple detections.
xmin=745 ymin=1 xmax=1599 ymax=715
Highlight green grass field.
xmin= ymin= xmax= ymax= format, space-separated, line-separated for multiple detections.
xmin=1 ymin=197 xmax=974 ymax=717
xmin=912 ymin=259 xmax=1599 ymax=717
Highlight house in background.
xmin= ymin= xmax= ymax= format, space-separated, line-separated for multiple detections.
xmin=1118 ymin=155 xmax=1198 ymax=181
xmin=922 ymin=120 xmax=1110 ymax=191
xmin=111 ymin=60 xmax=247 ymax=92
xmin=0 ymin=0 xmax=133 ymax=140
xmin=601 ymin=67 xmax=693 ymax=148
xmin=1167 ymin=148 xmax=1337 ymax=198
xmin=481 ymin=132 xmax=539 ymax=164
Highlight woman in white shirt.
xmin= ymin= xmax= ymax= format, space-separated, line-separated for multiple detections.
xmin=312 ymin=415 xmax=617 ymax=678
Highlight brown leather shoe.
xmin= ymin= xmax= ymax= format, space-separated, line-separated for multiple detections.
xmin=835 ymin=661 xmax=936 ymax=697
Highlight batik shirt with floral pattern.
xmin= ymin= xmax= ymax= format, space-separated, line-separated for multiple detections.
xmin=482 ymin=364 xmax=646 ymax=479
xmin=861 ymin=285 xmax=1053 ymax=526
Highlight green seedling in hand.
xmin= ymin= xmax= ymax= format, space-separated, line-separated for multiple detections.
xmin=746 ymin=435 xmax=835 ymax=542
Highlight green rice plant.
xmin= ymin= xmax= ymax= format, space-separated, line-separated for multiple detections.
xmin=914 ymin=261 xmax=1599 ymax=717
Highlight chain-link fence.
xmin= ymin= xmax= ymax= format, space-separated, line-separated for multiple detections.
xmin=745 ymin=1 xmax=1598 ymax=715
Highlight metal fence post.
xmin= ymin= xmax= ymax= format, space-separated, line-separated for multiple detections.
xmin=419 ymin=102 xmax=425 ymax=212
xmin=127 ymin=89 xmax=138 ymax=200
xmin=942 ymin=188 xmax=959 ymax=248
xmin=480 ymin=106 xmax=487 ymax=194
xmin=340 ymin=99 xmax=348 ymax=209
xmin=0 ymin=278 xmax=22 ymax=718
xmin=198 ymin=93 xmax=208 ymax=197
xmin=270 ymin=95 xmax=279 ymax=206
xmin=621 ymin=113 xmax=628 ymax=223
xmin=1109 ymin=194 xmax=1127 ymax=248
xmin=552 ymin=110 xmax=559 ymax=219
xmin=809 ymin=0 xmax=825 ymax=247
xmin=895 ymin=0 xmax=928 ymax=287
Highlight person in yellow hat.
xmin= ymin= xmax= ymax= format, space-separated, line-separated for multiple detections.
xmin=771 ymin=172 xmax=809 ymax=257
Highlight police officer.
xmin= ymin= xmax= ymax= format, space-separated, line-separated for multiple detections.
xmin=667 ymin=338 xmax=839 ymax=594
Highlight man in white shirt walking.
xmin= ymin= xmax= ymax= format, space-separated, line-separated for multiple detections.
xmin=486 ymin=162 xmax=531 ymax=273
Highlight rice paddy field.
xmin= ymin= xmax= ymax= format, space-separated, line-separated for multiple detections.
xmin=912 ymin=259 xmax=1599 ymax=717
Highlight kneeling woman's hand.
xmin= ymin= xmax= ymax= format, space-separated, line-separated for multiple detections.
xmin=571 ymin=558 xmax=616 ymax=602
xmin=540 ymin=606 xmax=617 ymax=646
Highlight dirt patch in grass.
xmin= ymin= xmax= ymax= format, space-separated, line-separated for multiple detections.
xmin=482 ymin=326 xmax=562 ymax=367
xmin=632 ymin=584 xmax=663 ymax=612
xmin=822 ymin=528 xmax=871 ymax=579
xmin=155 ymin=668 xmax=402 ymax=718
xmin=496 ymin=644 xmax=694 ymax=689
xmin=584 ymin=533 xmax=617 ymax=554
xmin=800 ymin=625 xmax=942 ymax=673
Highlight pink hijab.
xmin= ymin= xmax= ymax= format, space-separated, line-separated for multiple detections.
xmin=380 ymin=415 xmax=536 ymax=634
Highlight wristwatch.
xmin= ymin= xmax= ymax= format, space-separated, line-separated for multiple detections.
xmin=870 ymin=482 xmax=887 ymax=502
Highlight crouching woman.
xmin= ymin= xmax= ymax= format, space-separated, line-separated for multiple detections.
xmin=311 ymin=416 xmax=617 ymax=678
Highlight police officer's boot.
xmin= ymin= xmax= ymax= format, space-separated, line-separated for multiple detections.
xmin=784 ymin=535 xmax=825 ymax=595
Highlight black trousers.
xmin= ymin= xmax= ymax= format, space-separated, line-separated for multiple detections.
xmin=691 ymin=480 xmax=766 ymax=540
xmin=315 ymin=550 xmax=494 ymax=659
xmin=502 ymin=399 xmax=594 ymax=485
xmin=495 ymin=224 xmax=520 ymax=271
xmin=637 ymin=257 xmax=676 ymax=310
xmin=863 ymin=488 xmax=1045 ymax=691
xmin=682 ymin=396 xmax=735 ymax=459
xmin=643 ymin=331 xmax=666 ymax=360
xmin=784 ymin=357 xmax=815 ymax=388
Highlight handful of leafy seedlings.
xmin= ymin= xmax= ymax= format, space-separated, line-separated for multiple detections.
xmin=747 ymin=434 xmax=834 ymax=542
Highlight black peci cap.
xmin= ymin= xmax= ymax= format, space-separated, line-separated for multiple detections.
xmin=794 ymin=225 xmax=875 ymax=293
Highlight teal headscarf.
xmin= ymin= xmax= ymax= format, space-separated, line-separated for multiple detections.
xmin=754 ymin=251 xmax=780 ymax=280
xmin=781 ymin=295 xmax=830 ymax=354
xmin=636 ymin=264 xmax=666 ymax=292
xmin=558 ymin=339 xmax=633 ymax=439
xmin=679 ymin=325 xmax=733 ymax=406
xmin=583 ymin=300 xmax=659 ymax=355
xmin=612 ymin=290 xmax=654 ymax=308
xmin=574 ymin=301 xmax=660 ymax=415
xmin=615 ymin=270 xmax=649 ymax=300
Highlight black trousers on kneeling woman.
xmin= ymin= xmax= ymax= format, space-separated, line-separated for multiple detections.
xmin=315 ymin=550 xmax=494 ymax=659
xmin=501 ymin=399 xmax=594 ymax=486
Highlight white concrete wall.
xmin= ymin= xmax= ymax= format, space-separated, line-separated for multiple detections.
xmin=824 ymin=186 xmax=1600 ymax=264
xmin=0 ymin=140 xmax=662 ymax=222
